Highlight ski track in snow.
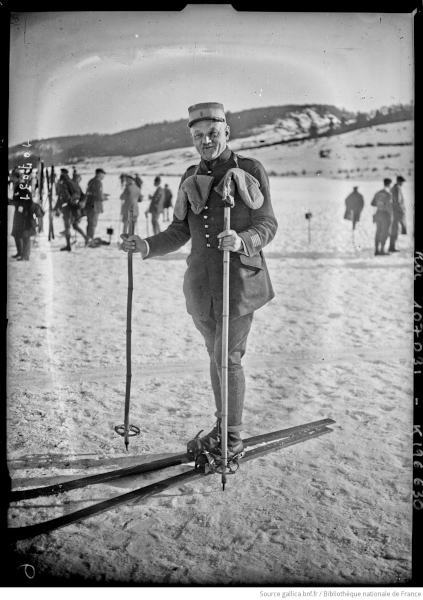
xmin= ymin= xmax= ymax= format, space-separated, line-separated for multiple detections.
xmin=7 ymin=172 xmax=413 ymax=585
xmin=8 ymin=346 xmax=409 ymax=388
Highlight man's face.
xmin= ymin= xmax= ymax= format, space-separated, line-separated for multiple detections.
xmin=98 ymin=173 xmax=105 ymax=181
xmin=190 ymin=120 xmax=229 ymax=161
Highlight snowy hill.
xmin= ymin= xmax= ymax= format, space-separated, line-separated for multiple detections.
xmin=8 ymin=103 xmax=412 ymax=169
xmin=75 ymin=120 xmax=413 ymax=182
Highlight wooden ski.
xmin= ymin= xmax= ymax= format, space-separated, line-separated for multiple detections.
xmin=8 ymin=419 xmax=335 ymax=540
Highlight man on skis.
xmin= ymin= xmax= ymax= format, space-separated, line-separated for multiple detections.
xmin=121 ymin=102 xmax=278 ymax=460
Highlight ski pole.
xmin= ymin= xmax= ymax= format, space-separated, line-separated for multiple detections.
xmin=305 ymin=211 xmax=312 ymax=244
xmin=48 ymin=168 xmax=55 ymax=240
xmin=114 ymin=209 xmax=140 ymax=450
xmin=117 ymin=202 xmax=122 ymax=247
xmin=145 ymin=211 xmax=150 ymax=237
xmin=124 ymin=210 xmax=134 ymax=450
xmin=220 ymin=196 xmax=234 ymax=491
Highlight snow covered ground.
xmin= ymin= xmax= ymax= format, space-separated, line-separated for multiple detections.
xmin=7 ymin=160 xmax=414 ymax=583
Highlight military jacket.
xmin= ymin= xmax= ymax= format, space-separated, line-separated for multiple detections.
xmin=9 ymin=185 xmax=41 ymax=237
xmin=149 ymin=186 xmax=166 ymax=215
xmin=120 ymin=182 xmax=141 ymax=221
xmin=145 ymin=147 xmax=278 ymax=320
xmin=371 ymin=189 xmax=393 ymax=215
xmin=391 ymin=184 xmax=406 ymax=216
xmin=345 ymin=191 xmax=364 ymax=214
xmin=85 ymin=177 xmax=105 ymax=213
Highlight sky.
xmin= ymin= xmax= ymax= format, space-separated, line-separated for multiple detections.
xmin=8 ymin=7 xmax=414 ymax=147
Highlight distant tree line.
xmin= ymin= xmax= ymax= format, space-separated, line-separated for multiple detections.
xmin=8 ymin=103 xmax=414 ymax=169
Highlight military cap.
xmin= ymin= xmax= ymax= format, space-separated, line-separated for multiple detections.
xmin=61 ymin=168 xmax=69 ymax=174
xmin=188 ymin=102 xmax=226 ymax=127
xmin=397 ymin=175 xmax=406 ymax=182
xmin=96 ymin=168 xmax=106 ymax=175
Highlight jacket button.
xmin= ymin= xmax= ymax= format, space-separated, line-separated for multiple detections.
xmin=205 ymin=234 xmax=209 ymax=238
xmin=206 ymin=244 xmax=210 ymax=247
xmin=204 ymin=215 xmax=208 ymax=219
xmin=204 ymin=206 xmax=209 ymax=209
xmin=205 ymin=224 xmax=209 ymax=228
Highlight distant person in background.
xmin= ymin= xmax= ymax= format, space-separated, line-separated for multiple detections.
xmin=147 ymin=176 xmax=165 ymax=234
xmin=388 ymin=176 xmax=407 ymax=253
xmin=9 ymin=167 xmax=21 ymax=194
xmin=9 ymin=171 xmax=43 ymax=261
xmin=343 ymin=186 xmax=364 ymax=230
xmin=163 ymin=183 xmax=173 ymax=221
xmin=72 ymin=167 xmax=79 ymax=181
xmin=85 ymin=168 xmax=107 ymax=247
xmin=51 ymin=166 xmax=57 ymax=195
xmin=371 ymin=178 xmax=393 ymax=256
xmin=72 ymin=174 xmax=89 ymax=243
xmin=134 ymin=173 xmax=143 ymax=191
xmin=119 ymin=172 xmax=126 ymax=188
xmin=120 ymin=173 xmax=141 ymax=227
xmin=55 ymin=168 xmax=87 ymax=251
xmin=30 ymin=169 xmax=37 ymax=193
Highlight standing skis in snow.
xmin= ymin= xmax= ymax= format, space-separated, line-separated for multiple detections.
xmin=121 ymin=102 xmax=278 ymax=484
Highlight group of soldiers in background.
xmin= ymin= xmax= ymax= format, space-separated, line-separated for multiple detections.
xmin=8 ymin=164 xmax=175 ymax=260
xmin=119 ymin=172 xmax=173 ymax=235
xmin=8 ymin=164 xmax=110 ymax=255
xmin=344 ymin=175 xmax=407 ymax=255
xmin=55 ymin=166 xmax=108 ymax=250
xmin=9 ymin=162 xmax=407 ymax=261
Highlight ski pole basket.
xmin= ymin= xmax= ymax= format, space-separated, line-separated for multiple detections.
xmin=114 ymin=424 xmax=141 ymax=437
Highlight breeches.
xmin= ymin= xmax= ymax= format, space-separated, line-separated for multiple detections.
xmin=63 ymin=211 xmax=77 ymax=231
xmin=151 ymin=213 xmax=161 ymax=235
xmin=191 ymin=306 xmax=254 ymax=430
xmin=375 ymin=213 xmax=391 ymax=246
xmin=390 ymin=213 xmax=406 ymax=243
xmin=13 ymin=234 xmax=32 ymax=259
xmin=86 ymin=210 xmax=99 ymax=239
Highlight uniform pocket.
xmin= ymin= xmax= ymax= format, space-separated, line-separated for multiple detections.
xmin=239 ymin=253 xmax=263 ymax=270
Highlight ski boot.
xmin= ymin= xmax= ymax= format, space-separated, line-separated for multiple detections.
xmin=187 ymin=420 xmax=244 ymax=474
xmin=228 ymin=430 xmax=244 ymax=457
xmin=187 ymin=420 xmax=221 ymax=464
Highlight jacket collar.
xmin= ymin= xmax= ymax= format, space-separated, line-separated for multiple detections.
xmin=199 ymin=145 xmax=232 ymax=172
